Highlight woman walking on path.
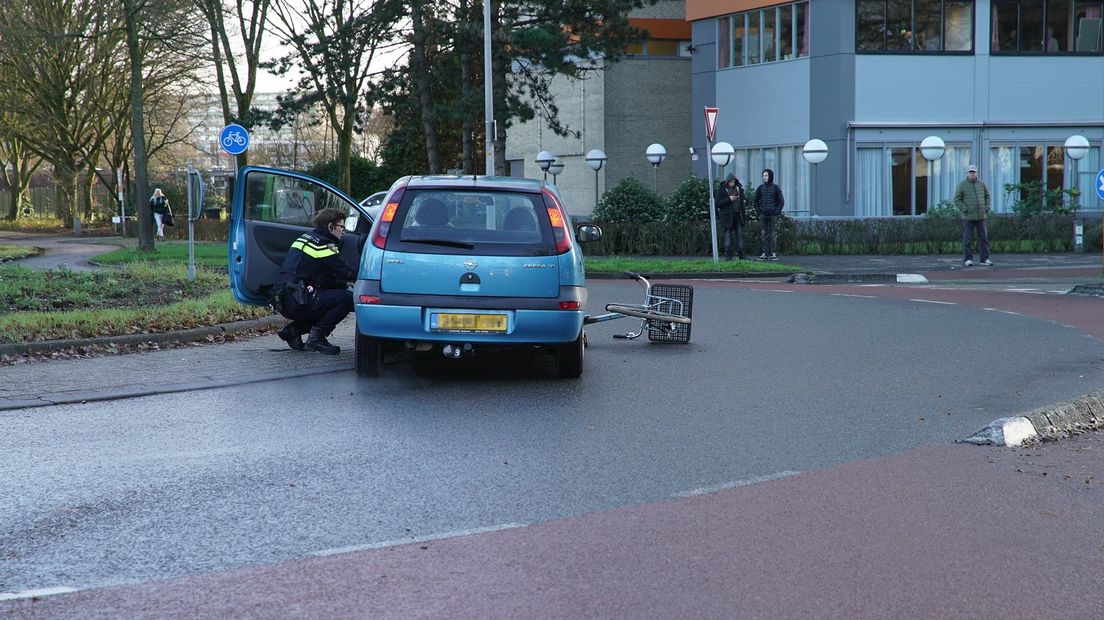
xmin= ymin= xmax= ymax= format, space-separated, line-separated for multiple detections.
xmin=149 ymin=188 xmax=171 ymax=240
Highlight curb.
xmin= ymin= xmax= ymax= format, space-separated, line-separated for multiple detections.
xmin=788 ymin=272 xmax=929 ymax=284
xmin=1067 ymin=283 xmax=1104 ymax=297
xmin=0 ymin=315 xmax=285 ymax=359
xmin=586 ymin=271 xmax=797 ymax=280
xmin=962 ymin=389 xmax=1104 ymax=446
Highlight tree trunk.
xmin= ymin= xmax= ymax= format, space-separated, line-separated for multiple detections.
xmin=459 ymin=0 xmax=474 ymax=175
xmin=55 ymin=164 xmax=78 ymax=226
xmin=123 ymin=0 xmax=153 ymax=251
xmin=411 ymin=1 xmax=440 ymax=174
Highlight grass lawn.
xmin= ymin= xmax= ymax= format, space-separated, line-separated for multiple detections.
xmin=0 ymin=245 xmax=40 ymax=262
xmin=94 ymin=241 xmax=229 ymax=269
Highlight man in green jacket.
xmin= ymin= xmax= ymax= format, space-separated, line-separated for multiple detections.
xmin=954 ymin=164 xmax=992 ymax=267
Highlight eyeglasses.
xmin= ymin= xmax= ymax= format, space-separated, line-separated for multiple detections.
xmin=333 ymin=223 xmax=345 ymax=230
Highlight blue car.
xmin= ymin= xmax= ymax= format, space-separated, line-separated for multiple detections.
xmin=228 ymin=167 xmax=602 ymax=378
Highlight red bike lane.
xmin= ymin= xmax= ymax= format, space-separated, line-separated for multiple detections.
xmin=6 ymin=436 xmax=1103 ymax=619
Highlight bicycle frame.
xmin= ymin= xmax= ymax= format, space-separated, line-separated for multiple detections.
xmin=584 ymin=272 xmax=689 ymax=340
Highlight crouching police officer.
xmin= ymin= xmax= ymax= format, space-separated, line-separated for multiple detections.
xmin=271 ymin=208 xmax=355 ymax=355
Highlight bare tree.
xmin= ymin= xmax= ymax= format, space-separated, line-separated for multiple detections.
xmin=266 ymin=0 xmax=403 ymax=192
xmin=195 ymin=0 xmax=272 ymax=170
xmin=0 ymin=0 xmax=125 ymax=228
xmin=0 ymin=122 xmax=42 ymax=221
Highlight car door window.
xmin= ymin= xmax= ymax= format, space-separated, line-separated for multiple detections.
xmin=245 ymin=171 xmax=353 ymax=226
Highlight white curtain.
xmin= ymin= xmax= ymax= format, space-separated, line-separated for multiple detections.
xmin=734 ymin=150 xmax=749 ymax=186
xmin=930 ymin=145 xmax=972 ymax=207
xmin=780 ymin=147 xmax=799 ymax=214
xmin=1067 ymin=147 xmax=1101 ymax=211
xmin=988 ymin=146 xmax=1017 ymax=213
xmin=856 ymin=147 xmax=888 ymax=216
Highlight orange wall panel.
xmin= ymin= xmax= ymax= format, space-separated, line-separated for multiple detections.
xmin=686 ymin=0 xmax=780 ymax=22
xmin=629 ymin=18 xmax=692 ymax=39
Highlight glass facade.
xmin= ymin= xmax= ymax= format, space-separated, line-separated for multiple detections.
xmin=717 ymin=1 xmax=810 ymax=68
xmin=857 ymin=0 xmax=974 ymax=52
xmin=991 ymin=0 xmax=1103 ymax=53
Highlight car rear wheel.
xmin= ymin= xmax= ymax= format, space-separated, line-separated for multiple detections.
xmin=355 ymin=332 xmax=382 ymax=377
xmin=552 ymin=329 xmax=584 ymax=378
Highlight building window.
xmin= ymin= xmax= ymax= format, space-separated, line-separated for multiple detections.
xmin=627 ymin=38 xmax=689 ymax=57
xmin=991 ymin=0 xmax=1103 ymax=53
xmin=718 ymin=1 xmax=810 ymax=68
xmin=856 ymin=144 xmax=973 ymax=216
xmin=989 ymin=142 xmax=1101 ymax=212
xmin=857 ymin=0 xmax=975 ymax=52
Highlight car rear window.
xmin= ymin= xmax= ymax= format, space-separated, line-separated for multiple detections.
xmin=387 ymin=189 xmax=557 ymax=256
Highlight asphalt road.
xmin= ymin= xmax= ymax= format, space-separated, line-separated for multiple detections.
xmin=2 ymin=279 xmax=1103 ymax=617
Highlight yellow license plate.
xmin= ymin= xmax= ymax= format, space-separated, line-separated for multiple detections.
xmin=433 ymin=313 xmax=507 ymax=332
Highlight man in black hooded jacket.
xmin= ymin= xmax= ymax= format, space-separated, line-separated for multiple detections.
xmin=714 ymin=173 xmax=747 ymax=260
xmin=754 ymin=168 xmax=785 ymax=260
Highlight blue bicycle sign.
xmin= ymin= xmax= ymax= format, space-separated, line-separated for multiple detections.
xmin=219 ymin=124 xmax=250 ymax=155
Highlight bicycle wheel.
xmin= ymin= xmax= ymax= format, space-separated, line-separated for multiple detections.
xmin=604 ymin=303 xmax=691 ymax=325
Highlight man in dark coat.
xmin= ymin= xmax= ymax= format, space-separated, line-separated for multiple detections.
xmin=714 ymin=173 xmax=747 ymax=260
xmin=754 ymin=168 xmax=785 ymax=260
xmin=272 ymin=208 xmax=356 ymax=354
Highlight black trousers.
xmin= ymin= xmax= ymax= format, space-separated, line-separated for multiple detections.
xmin=280 ymin=288 xmax=353 ymax=334
xmin=722 ymin=223 xmax=745 ymax=259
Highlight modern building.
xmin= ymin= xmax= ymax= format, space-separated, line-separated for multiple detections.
xmin=688 ymin=0 xmax=1104 ymax=217
xmin=504 ymin=0 xmax=693 ymax=215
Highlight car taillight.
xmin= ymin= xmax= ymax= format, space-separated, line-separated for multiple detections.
xmin=371 ymin=187 xmax=405 ymax=249
xmin=543 ymin=190 xmax=572 ymax=254
xmin=559 ymin=301 xmax=581 ymax=310
xmin=359 ymin=295 xmax=381 ymax=304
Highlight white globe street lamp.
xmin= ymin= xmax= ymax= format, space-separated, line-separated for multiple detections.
xmin=535 ymin=150 xmax=556 ymax=180
xmin=646 ymin=143 xmax=667 ymax=192
xmin=1065 ymin=134 xmax=1090 ymax=252
xmin=548 ymin=162 xmax=564 ymax=184
xmin=919 ymin=135 xmax=946 ymax=162
xmin=586 ymin=149 xmax=607 ymax=210
xmin=803 ymin=139 xmax=829 ymax=216
xmin=710 ymin=141 xmax=735 ymax=168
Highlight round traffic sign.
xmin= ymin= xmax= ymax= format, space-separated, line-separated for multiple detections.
xmin=220 ymin=124 xmax=250 ymax=156
xmin=1096 ymin=169 xmax=1104 ymax=202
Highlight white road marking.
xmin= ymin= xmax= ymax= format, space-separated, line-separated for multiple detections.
xmin=764 ymin=289 xmax=795 ymax=294
xmin=1003 ymin=288 xmax=1046 ymax=294
xmin=984 ymin=307 xmax=1021 ymax=315
xmin=0 ymin=586 xmax=79 ymax=601
xmin=309 ymin=522 xmax=528 ymax=557
xmin=896 ymin=274 xmax=929 ymax=283
xmin=910 ymin=299 xmax=956 ymax=305
xmin=673 ymin=471 xmax=801 ymax=498
xmin=830 ymin=293 xmax=877 ymax=299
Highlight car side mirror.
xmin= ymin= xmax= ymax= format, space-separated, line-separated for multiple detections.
xmin=575 ymin=224 xmax=602 ymax=243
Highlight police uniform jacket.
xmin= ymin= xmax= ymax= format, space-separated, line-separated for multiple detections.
xmin=277 ymin=227 xmax=356 ymax=290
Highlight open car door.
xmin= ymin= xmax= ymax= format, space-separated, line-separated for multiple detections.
xmin=228 ymin=166 xmax=371 ymax=306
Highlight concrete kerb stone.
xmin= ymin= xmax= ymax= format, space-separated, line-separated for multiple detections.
xmin=789 ymin=273 xmax=929 ymax=285
xmin=0 ymin=315 xmax=286 ymax=359
xmin=1066 ymin=283 xmax=1104 ymax=297
xmin=962 ymin=389 xmax=1104 ymax=446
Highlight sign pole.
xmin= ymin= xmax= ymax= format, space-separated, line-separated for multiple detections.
xmin=704 ymin=107 xmax=720 ymax=263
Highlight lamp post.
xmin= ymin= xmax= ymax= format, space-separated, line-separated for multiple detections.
xmin=645 ymin=143 xmax=667 ymax=192
xmin=549 ymin=162 xmax=564 ymax=184
xmin=708 ymin=141 xmax=735 ymax=263
xmin=919 ymin=136 xmax=945 ymax=217
xmin=586 ymin=149 xmax=607 ymax=212
xmin=802 ymin=139 xmax=829 ymax=217
xmin=1065 ymin=134 xmax=1089 ymax=253
xmin=535 ymin=150 xmax=555 ymax=181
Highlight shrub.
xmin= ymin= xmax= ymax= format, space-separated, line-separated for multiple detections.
xmin=593 ymin=177 xmax=662 ymax=224
xmin=662 ymin=175 xmax=710 ymax=223
xmin=1004 ymin=180 xmax=1080 ymax=218
xmin=923 ymin=200 xmax=959 ymax=220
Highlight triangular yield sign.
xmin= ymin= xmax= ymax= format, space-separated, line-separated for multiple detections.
xmin=704 ymin=107 xmax=719 ymax=142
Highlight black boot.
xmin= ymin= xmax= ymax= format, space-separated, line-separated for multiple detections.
xmin=305 ymin=327 xmax=340 ymax=355
xmin=277 ymin=322 xmax=305 ymax=351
